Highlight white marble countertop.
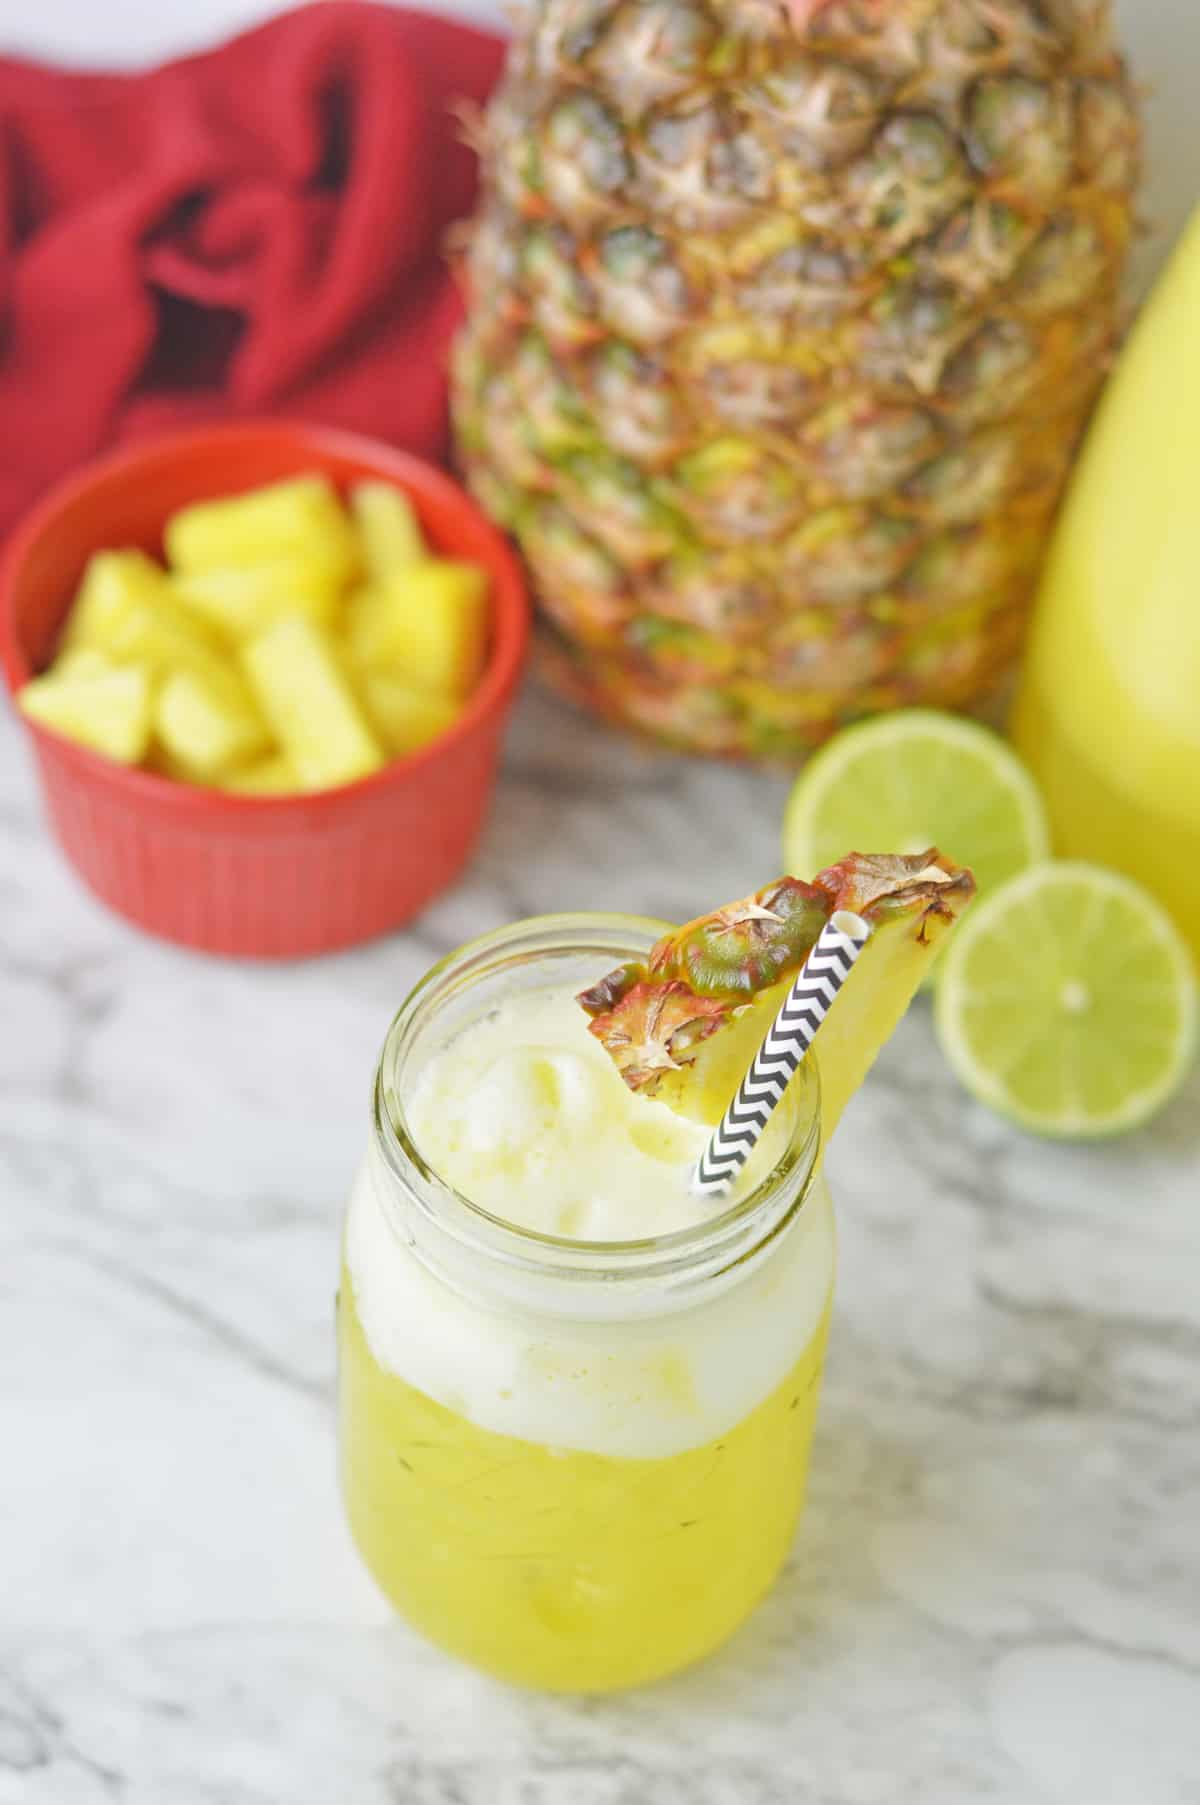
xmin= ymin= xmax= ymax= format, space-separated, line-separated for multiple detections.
xmin=2 ymin=687 xmax=1198 ymax=1805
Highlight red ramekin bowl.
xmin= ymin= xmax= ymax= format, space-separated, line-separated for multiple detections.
xmin=0 ymin=423 xmax=529 ymax=958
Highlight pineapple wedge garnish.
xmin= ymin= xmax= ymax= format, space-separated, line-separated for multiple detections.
xmin=579 ymin=852 xmax=975 ymax=1145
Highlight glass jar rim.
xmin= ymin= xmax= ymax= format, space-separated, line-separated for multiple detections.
xmin=370 ymin=912 xmax=822 ymax=1307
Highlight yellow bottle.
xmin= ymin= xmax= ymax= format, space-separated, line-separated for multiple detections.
xmin=1011 ymin=209 xmax=1200 ymax=956
xmin=338 ymin=917 xmax=832 ymax=1693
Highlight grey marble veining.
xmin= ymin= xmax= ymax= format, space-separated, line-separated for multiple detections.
xmin=2 ymin=688 xmax=1198 ymax=1805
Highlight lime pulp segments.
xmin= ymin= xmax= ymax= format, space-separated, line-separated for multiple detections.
xmin=934 ymin=862 xmax=1197 ymax=1138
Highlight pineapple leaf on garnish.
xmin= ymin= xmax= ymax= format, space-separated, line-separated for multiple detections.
xmin=579 ymin=851 xmax=975 ymax=1140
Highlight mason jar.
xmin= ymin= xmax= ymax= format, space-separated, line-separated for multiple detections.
xmin=338 ymin=914 xmax=834 ymax=1692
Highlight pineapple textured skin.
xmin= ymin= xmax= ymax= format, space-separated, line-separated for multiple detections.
xmin=452 ymin=0 xmax=1139 ymax=760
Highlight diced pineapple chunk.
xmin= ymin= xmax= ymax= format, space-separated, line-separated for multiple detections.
xmin=64 ymin=550 xmax=177 ymax=651
xmin=362 ymin=673 xmax=462 ymax=758
xmin=242 ymin=617 xmax=384 ymax=791
xmin=19 ymin=660 xmax=152 ymax=763
xmin=350 ymin=482 xmax=427 ymax=582
xmin=173 ymin=561 xmax=342 ymax=641
xmin=115 ymin=606 xmax=226 ymax=679
xmin=165 ymin=476 xmax=359 ymax=586
xmin=348 ymin=562 xmax=490 ymax=699
xmin=145 ymin=746 xmax=201 ymax=784
xmin=64 ymin=550 xmax=220 ymax=678
xmin=220 ymin=754 xmax=299 ymax=795
xmin=52 ymin=646 xmax=116 ymax=680
xmin=155 ymin=663 xmax=272 ymax=782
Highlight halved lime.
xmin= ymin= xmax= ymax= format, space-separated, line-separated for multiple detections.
xmin=935 ymin=863 xmax=1197 ymax=1137
xmin=784 ymin=709 xmax=1051 ymax=896
xmin=784 ymin=710 xmax=1050 ymax=990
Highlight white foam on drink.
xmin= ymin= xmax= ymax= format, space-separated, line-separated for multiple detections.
xmin=405 ymin=985 xmax=798 ymax=1241
xmin=344 ymin=984 xmax=834 ymax=1458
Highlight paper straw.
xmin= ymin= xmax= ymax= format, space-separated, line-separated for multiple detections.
xmin=691 ymin=910 xmax=871 ymax=1201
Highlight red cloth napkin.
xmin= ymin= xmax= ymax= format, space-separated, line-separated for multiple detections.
xmin=0 ymin=2 xmax=505 ymax=536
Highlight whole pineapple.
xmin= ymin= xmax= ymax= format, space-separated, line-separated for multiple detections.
xmin=452 ymin=0 xmax=1139 ymax=760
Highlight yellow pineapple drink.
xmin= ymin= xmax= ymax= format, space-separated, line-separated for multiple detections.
xmin=339 ymin=916 xmax=831 ymax=1693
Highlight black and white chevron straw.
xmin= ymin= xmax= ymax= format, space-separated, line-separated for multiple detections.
xmin=691 ymin=910 xmax=871 ymax=1201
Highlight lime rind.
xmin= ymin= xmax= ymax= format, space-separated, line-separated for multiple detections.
xmin=934 ymin=862 xmax=1198 ymax=1138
